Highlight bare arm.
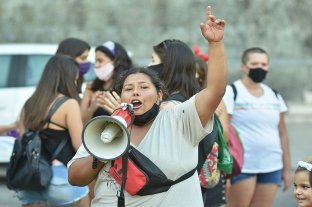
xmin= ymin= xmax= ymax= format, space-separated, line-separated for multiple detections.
xmin=196 ymin=6 xmax=227 ymax=126
xmin=0 ymin=122 xmax=17 ymax=134
xmin=215 ymin=100 xmax=229 ymax=142
xmin=68 ymin=155 xmax=106 ymax=186
xmin=80 ymin=84 xmax=98 ymax=124
xmin=65 ymin=99 xmax=84 ymax=151
xmin=17 ymin=110 xmax=25 ymax=135
xmin=278 ymin=112 xmax=292 ymax=191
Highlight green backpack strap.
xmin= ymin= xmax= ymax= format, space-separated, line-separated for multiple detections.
xmin=215 ymin=116 xmax=233 ymax=174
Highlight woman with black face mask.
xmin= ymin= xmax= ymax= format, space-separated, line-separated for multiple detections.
xmin=223 ymin=47 xmax=292 ymax=207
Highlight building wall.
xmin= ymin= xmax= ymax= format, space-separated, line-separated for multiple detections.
xmin=1 ymin=0 xmax=312 ymax=101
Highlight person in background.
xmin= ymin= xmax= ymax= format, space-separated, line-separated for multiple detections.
xmin=194 ymin=44 xmax=209 ymax=88
xmin=100 ymin=39 xmax=200 ymax=113
xmin=79 ymin=40 xmax=133 ymax=200
xmin=56 ymin=37 xmax=93 ymax=204
xmin=294 ymin=156 xmax=312 ymax=207
xmin=67 ymin=6 xmax=227 ymax=206
xmin=223 ymin=47 xmax=292 ymax=207
xmin=56 ymin=37 xmax=91 ymax=93
xmin=0 ymin=122 xmax=18 ymax=135
xmin=14 ymin=54 xmax=89 ymax=207
xmin=80 ymin=41 xmax=133 ymax=124
xmin=148 ymin=39 xmax=200 ymax=105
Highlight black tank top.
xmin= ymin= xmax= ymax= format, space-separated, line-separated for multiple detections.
xmin=40 ymin=128 xmax=75 ymax=165
xmin=39 ymin=96 xmax=75 ymax=165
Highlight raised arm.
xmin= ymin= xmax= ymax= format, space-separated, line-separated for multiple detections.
xmin=196 ymin=6 xmax=227 ymax=126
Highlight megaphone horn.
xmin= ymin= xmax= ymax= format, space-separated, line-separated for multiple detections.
xmin=82 ymin=103 xmax=134 ymax=161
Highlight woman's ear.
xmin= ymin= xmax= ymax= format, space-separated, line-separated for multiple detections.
xmin=157 ymin=90 xmax=164 ymax=103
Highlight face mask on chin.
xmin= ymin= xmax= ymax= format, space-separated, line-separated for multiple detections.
xmin=94 ymin=62 xmax=114 ymax=81
xmin=248 ymin=67 xmax=267 ymax=83
xmin=133 ymin=103 xmax=160 ymax=126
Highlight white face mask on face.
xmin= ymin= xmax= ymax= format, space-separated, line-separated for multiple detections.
xmin=94 ymin=62 xmax=114 ymax=81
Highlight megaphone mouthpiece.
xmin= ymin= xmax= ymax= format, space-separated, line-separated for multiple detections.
xmin=100 ymin=123 xmax=122 ymax=143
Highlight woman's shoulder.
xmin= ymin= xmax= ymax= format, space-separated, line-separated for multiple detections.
xmin=160 ymin=100 xmax=180 ymax=110
xmin=54 ymin=96 xmax=79 ymax=112
xmin=62 ymin=97 xmax=79 ymax=107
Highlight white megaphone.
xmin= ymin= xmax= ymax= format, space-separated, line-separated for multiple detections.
xmin=82 ymin=103 xmax=134 ymax=161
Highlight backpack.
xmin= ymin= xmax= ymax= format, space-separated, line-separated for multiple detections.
xmin=198 ymin=115 xmax=233 ymax=189
xmin=230 ymin=83 xmax=278 ymax=101
xmin=227 ymin=83 xmax=245 ymax=178
xmin=6 ymin=96 xmax=68 ymax=191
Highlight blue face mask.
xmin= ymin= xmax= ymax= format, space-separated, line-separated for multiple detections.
xmin=79 ymin=62 xmax=91 ymax=75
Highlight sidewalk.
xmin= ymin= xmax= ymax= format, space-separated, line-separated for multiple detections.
xmin=286 ymin=102 xmax=312 ymax=123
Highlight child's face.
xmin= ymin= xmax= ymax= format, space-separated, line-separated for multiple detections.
xmin=294 ymin=171 xmax=312 ymax=207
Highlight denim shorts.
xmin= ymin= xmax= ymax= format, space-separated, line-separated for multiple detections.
xmin=231 ymin=169 xmax=282 ymax=185
xmin=16 ymin=163 xmax=89 ymax=206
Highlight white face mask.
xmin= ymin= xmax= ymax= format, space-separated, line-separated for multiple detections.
xmin=94 ymin=62 xmax=114 ymax=81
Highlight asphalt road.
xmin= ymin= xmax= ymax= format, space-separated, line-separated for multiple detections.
xmin=0 ymin=121 xmax=311 ymax=207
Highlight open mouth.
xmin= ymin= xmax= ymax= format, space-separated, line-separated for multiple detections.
xmin=296 ymin=197 xmax=306 ymax=203
xmin=131 ymin=100 xmax=142 ymax=109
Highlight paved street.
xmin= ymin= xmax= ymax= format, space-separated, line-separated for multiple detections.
xmin=0 ymin=120 xmax=311 ymax=206
xmin=272 ymin=121 xmax=312 ymax=207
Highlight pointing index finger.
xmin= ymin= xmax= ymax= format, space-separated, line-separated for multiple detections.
xmin=207 ymin=6 xmax=212 ymax=16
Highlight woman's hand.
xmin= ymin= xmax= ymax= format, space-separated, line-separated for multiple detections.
xmin=200 ymin=6 xmax=225 ymax=42
xmin=96 ymin=91 xmax=121 ymax=115
xmin=282 ymin=168 xmax=292 ymax=192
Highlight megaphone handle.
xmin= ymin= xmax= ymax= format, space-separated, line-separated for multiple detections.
xmin=92 ymin=157 xmax=98 ymax=169
xmin=117 ymin=154 xmax=128 ymax=207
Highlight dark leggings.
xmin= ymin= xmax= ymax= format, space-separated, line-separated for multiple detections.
xmin=202 ymin=173 xmax=226 ymax=207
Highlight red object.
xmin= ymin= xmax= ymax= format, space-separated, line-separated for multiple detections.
xmin=112 ymin=105 xmax=133 ymax=127
xmin=194 ymin=44 xmax=209 ymax=62
xmin=227 ymin=124 xmax=244 ymax=178
xmin=109 ymin=157 xmax=147 ymax=195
